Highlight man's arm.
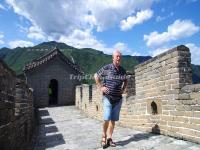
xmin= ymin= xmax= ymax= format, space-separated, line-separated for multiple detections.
xmin=94 ymin=73 xmax=102 ymax=88
xmin=121 ymin=79 xmax=127 ymax=94
xmin=94 ymin=73 xmax=109 ymax=94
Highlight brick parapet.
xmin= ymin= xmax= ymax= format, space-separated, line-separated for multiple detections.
xmin=76 ymin=45 xmax=200 ymax=144
xmin=0 ymin=60 xmax=35 ymax=150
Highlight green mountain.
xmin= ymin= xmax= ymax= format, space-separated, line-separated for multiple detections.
xmin=0 ymin=41 xmax=200 ymax=84
xmin=0 ymin=41 xmax=150 ymax=74
xmin=0 ymin=47 xmax=12 ymax=59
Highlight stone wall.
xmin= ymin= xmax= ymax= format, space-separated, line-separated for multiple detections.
xmin=75 ymin=45 xmax=200 ymax=144
xmin=0 ymin=60 xmax=35 ymax=150
xmin=25 ymin=56 xmax=80 ymax=107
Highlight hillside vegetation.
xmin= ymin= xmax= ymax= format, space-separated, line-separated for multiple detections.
xmin=0 ymin=41 xmax=200 ymax=84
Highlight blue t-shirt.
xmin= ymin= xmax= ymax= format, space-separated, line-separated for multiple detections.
xmin=96 ymin=63 xmax=126 ymax=97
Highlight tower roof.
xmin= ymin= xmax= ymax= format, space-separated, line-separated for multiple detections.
xmin=23 ymin=47 xmax=83 ymax=74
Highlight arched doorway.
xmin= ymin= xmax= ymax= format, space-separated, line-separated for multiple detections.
xmin=48 ymin=79 xmax=58 ymax=105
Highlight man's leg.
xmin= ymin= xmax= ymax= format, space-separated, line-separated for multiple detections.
xmin=101 ymin=120 xmax=109 ymax=148
xmin=107 ymin=100 xmax=122 ymax=146
xmin=102 ymin=96 xmax=112 ymax=137
xmin=102 ymin=96 xmax=112 ymax=148
xmin=107 ymin=121 xmax=115 ymax=139
xmin=103 ymin=120 xmax=109 ymax=137
xmin=108 ymin=101 xmax=121 ymax=139
xmin=107 ymin=120 xmax=116 ymax=147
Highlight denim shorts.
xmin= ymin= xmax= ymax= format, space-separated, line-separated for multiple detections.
xmin=103 ymin=96 xmax=122 ymax=121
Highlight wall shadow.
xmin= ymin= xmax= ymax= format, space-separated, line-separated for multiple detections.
xmin=34 ymin=109 xmax=66 ymax=150
xmin=38 ymin=109 xmax=50 ymax=116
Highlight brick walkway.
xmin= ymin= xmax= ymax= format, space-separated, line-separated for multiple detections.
xmin=34 ymin=106 xmax=200 ymax=150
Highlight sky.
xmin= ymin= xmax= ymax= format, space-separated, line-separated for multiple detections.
xmin=0 ymin=0 xmax=200 ymax=64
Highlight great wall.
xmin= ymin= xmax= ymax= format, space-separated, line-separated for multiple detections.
xmin=76 ymin=45 xmax=200 ymax=144
xmin=0 ymin=45 xmax=200 ymax=150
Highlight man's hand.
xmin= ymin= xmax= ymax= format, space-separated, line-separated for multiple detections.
xmin=94 ymin=73 xmax=109 ymax=94
xmin=121 ymin=87 xmax=126 ymax=94
xmin=101 ymin=86 xmax=109 ymax=94
xmin=121 ymin=79 xmax=127 ymax=94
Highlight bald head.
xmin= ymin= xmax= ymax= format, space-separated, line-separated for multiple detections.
xmin=112 ymin=50 xmax=122 ymax=67
xmin=112 ymin=50 xmax=122 ymax=58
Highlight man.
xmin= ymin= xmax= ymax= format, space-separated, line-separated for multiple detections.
xmin=94 ymin=50 xmax=127 ymax=148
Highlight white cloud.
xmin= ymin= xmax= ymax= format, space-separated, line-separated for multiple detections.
xmin=120 ymin=9 xmax=153 ymax=31
xmin=144 ymin=19 xmax=200 ymax=48
xmin=17 ymin=24 xmax=28 ymax=33
xmin=6 ymin=0 xmax=86 ymax=35
xmin=5 ymin=0 xmax=159 ymax=55
xmin=17 ymin=24 xmax=46 ymax=41
xmin=144 ymin=31 xmax=170 ymax=48
xmin=148 ymin=43 xmax=200 ymax=65
xmin=0 ymin=34 xmax=4 ymax=38
xmin=0 ymin=40 xmax=4 ymax=44
xmin=156 ymin=12 xmax=174 ymax=22
xmin=113 ymin=42 xmax=132 ymax=54
xmin=58 ymin=29 xmax=105 ymax=50
xmin=168 ymin=20 xmax=199 ymax=39
xmin=150 ymin=46 xmax=171 ymax=57
xmin=5 ymin=0 xmax=155 ymax=47
xmin=186 ymin=43 xmax=200 ymax=65
xmin=0 ymin=33 xmax=5 ymax=44
xmin=27 ymin=25 xmax=46 ymax=41
xmin=0 ymin=3 xmax=6 ymax=10
xmin=9 ymin=40 xmax=34 ymax=48
xmin=156 ymin=16 xmax=165 ymax=22
xmin=87 ymin=0 xmax=154 ymax=32
xmin=131 ymin=52 xmax=141 ymax=56
xmin=5 ymin=0 xmax=155 ymax=33
xmin=58 ymin=29 xmax=134 ymax=55
xmin=58 ymin=29 xmax=115 ymax=54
